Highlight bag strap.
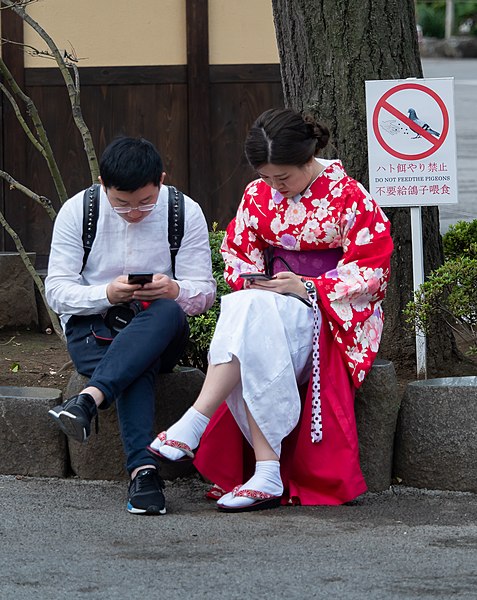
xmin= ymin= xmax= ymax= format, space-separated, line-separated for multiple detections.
xmin=167 ymin=185 xmax=185 ymax=279
xmin=81 ymin=183 xmax=100 ymax=274
xmin=265 ymin=247 xmax=295 ymax=276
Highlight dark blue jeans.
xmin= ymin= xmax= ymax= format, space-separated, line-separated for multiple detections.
xmin=65 ymin=299 xmax=189 ymax=474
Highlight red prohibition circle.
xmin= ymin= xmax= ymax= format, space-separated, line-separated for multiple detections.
xmin=372 ymin=83 xmax=449 ymax=160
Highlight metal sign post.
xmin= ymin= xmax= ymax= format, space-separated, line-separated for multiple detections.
xmin=410 ymin=206 xmax=427 ymax=379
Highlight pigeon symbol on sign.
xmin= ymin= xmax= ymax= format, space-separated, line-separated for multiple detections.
xmin=407 ymin=108 xmax=440 ymax=138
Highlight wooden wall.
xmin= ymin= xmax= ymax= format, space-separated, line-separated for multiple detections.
xmin=0 ymin=4 xmax=284 ymax=268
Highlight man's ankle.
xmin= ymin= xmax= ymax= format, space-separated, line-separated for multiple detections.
xmin=81 ymin=386 xmax=105 ymax=408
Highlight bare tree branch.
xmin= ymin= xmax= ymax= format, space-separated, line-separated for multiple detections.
xmin=0 ymin=37 xmax=83 ymax=63
xmin=0 ymin=0 xmax=99 ymax=182
xmin=0 ymin=0 xmax=39 ymax=10
xmin=0 ymin=170 xmax=56 ymax=220
xmin=0 ymin=209 xmax=64 ymax=339
xmin=0 ymin=81 xmax=43 ymax=150
xmin=0 ymin=0 xmax=100 ymax=344
xmin=0 ymin=58 xmax=68 ymax=203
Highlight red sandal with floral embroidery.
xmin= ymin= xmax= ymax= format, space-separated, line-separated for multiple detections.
xmin=146 ymin=431 xmax=195 ymax=464
xmin=217 ymin=486 xmax=282 ymax=513
xmin=205 ymin=484 xmax=226 ymax=501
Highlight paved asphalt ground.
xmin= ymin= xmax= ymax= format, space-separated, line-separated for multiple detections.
xmin=1 ymin=475 xmax=477 ymax=599
xmin=1 ymin=59 xmax=476 ymax=600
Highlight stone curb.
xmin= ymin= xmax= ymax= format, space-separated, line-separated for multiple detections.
xmin=0 ymin=361 xmax=405 ymax=492
xmin=394 ymin=376 xmax=477 ymax=493
xmin=0 ymin=386 xmax=66 ymax=477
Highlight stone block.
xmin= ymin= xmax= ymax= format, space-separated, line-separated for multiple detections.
xmin=355 ymin=359 xmax=401 ymax=492
xmin=65 ymin=368 xmax=206 ymax=481
xmin=394 ymin=376 xmax=477 ymax=492
xmin=0 ymin=386 xmax=66 ymax=477
xmin=0 ymin=252 xmax=38 ymax=329
xmin=419 ymin=36 xmax=477 ymax=59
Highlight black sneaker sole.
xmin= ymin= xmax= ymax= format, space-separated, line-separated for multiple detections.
xmin=126 ymin=501 xmax=166 ymax=515
xmin=48 ymin=409 xmax=88 ymax=443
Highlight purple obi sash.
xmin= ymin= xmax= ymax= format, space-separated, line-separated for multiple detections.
xmin=265 ymin=247 xmax=343 ymax=278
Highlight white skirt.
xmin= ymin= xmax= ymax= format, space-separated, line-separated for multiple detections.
xmin=208 ymin=289 xmax=316 ymax=456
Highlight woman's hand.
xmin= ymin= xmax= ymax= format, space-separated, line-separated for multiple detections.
xmin=248 ymin=271 xmax=309 ymax=299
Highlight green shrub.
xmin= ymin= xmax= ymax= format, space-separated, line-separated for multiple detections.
xmin=416 ymin=1 xmax=477 ymax=38
xmin=417 ymin=3 xmax=445 ymax=38
xmin=181 ymin=224 xmax=230 ymax=371
xmin=404 ymin=220 xmax=477 ymax=355
xmin=455 ymin=2 xmax=477 ymax=36
xmin=442 ymin=219 xmax=477 ymax=260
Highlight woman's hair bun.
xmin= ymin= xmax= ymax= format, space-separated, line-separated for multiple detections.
xmin=313 ymin=123 xmax=330 ymax=150
xmin=303 ymin=113 xmax=330 ymax=151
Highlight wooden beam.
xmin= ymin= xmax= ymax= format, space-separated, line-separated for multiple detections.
xmin=1 ymin=7 xmax=26 ymax=252
xmin=186 ymin=0 xmax=212 ymax=220
xmin=25 ymin=65 xmax=188 ymax=87
xmin=24 ymin=64 xmax=281 ymax=87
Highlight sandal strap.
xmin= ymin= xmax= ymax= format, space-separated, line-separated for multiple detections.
xmin=205 ymin=485 xmax=226 ymax=500
xmin=231 ymin=486 xmax=277 ymax=500
xmin=156 ymin=431 xmax=195 ymax=458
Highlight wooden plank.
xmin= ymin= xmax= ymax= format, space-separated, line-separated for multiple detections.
xmin=186 ymin=0 xmax=212 ymax=221
xmin=25 ymin=64 xmax=281 ymax=87
xmin=25 ymin=65 xmax=187 ymax=87
xmin=210 ymin=64 xmax=282 ymax=83
xmin=209 ymin=81 xmax=284 ymax=228
xmin=1 ymin=8 xmax=27 ymax=253
xmin=0 ymin=63 xmax=4 ymax=250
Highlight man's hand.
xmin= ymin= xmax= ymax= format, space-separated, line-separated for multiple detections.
xmin=106 ymin=275 xmax=140 ymax=304
xmin=132 ymin=274 xmax=180 ymax=301
xmin=107 ymin=274 xmax=180 ymax=305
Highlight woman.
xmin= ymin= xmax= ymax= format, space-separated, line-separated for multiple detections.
xmin=148 ymin=108 xmax=394 ymax=511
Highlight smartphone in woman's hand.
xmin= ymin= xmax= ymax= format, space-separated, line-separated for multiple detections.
xmin=239 ymin=273 xmax=273 ymax=281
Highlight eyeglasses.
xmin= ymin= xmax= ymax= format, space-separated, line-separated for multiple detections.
xmin=111 ymin=204 xmax=157 ymax=214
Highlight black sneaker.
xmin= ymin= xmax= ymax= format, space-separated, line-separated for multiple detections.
xmin=127 ymin=468 xmax=166 ymax=515
xmin=48 ymin=393 xmax=98 ymax=443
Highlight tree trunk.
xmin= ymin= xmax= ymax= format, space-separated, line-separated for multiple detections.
xmin=271 ymin=0 xmax=457 ymax=374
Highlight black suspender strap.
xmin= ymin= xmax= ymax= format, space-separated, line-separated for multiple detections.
xmin=81 ymin=183 xmax=100 ymax=274
xmin=167 ymin=185 xmax=185 ymax=279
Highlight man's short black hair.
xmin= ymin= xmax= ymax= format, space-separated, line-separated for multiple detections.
xmin=99 ymin=137 xmax=164 ymax=191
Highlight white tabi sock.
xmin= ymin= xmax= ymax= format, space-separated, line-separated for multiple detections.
xmin=217 ymin=460 xmax=283 ymax=509
xmin=150 ymin=406 xmax=209 ymax=461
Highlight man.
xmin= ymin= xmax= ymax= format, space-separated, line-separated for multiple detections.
xmin=46 ymin=137 xmax=216 ymax=515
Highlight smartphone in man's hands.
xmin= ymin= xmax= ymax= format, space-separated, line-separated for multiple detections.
xmin=128 ymin=273 xmax=153 ymax=286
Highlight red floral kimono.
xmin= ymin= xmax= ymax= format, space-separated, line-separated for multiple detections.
xmin=194 ymin=160 xmax=394 ymax=505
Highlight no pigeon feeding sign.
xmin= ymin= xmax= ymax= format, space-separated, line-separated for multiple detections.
xmin=365 ymin=78 xmax=457 ymax=207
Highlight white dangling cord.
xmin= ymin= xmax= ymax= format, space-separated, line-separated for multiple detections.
xmin=305 ymin=282 xmax=323 ymax=443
